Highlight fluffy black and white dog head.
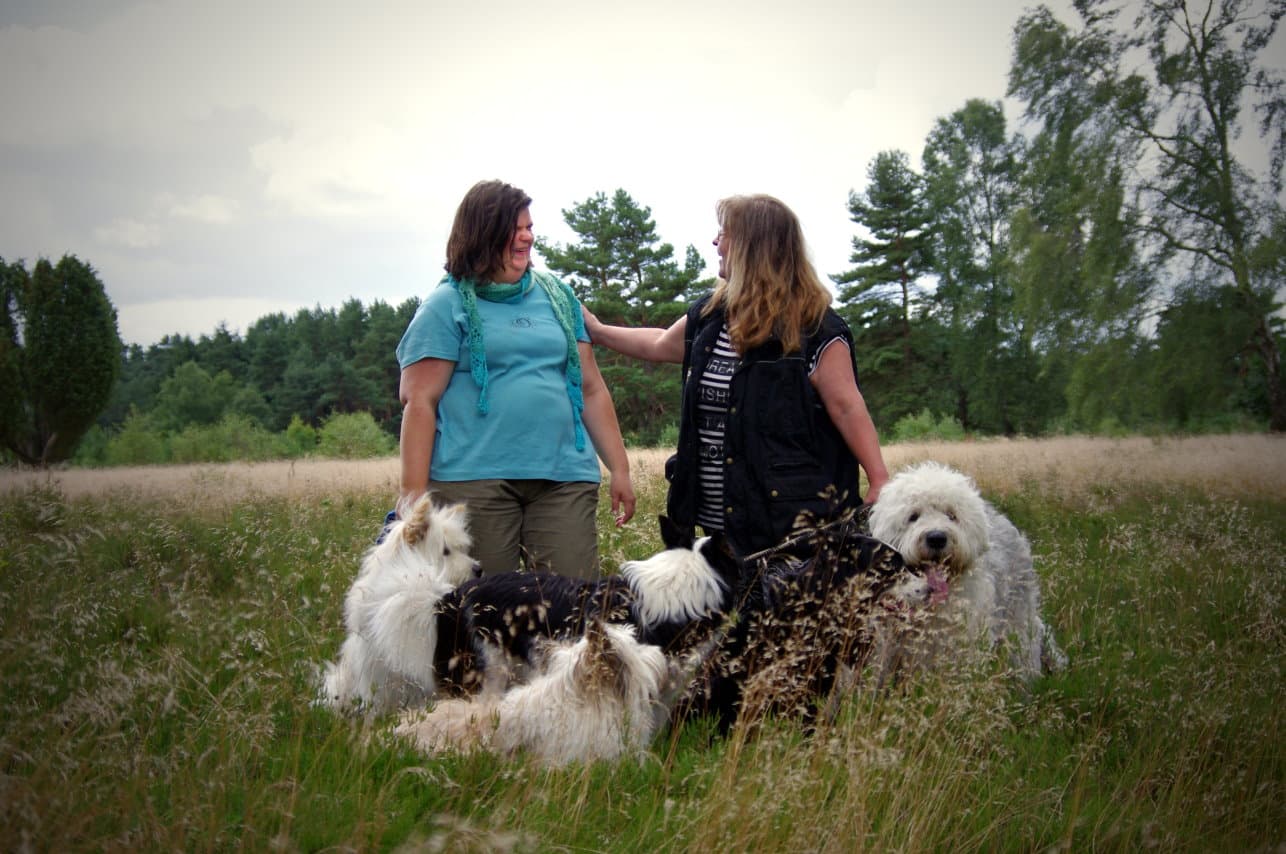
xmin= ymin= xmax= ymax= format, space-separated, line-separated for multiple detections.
xmin=621 ymin=515 xmax=742 ymax=630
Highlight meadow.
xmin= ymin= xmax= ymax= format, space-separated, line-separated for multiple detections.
xmin=1 ymin=435 xmax=1282 ymax=851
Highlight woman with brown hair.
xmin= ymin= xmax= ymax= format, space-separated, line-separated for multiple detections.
xmin=396 ymin=179 xmax=635 ymax=578
xmin=583 ymin=193 xmax=887 ymax=555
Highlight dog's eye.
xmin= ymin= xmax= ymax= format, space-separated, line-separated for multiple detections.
xmin=947 ymin=511 xmax=957 ymax=522
xmin=908 ymin=512 xmax=919 ymax=523
xmin=443 ymin=546 xmax=452 ymax=556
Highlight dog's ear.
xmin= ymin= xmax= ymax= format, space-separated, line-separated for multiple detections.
xmin=438 ymin=499 xmax=469 ymax=527
xmin=699 ymin=531 xmax=742 ymax=582
xmin=578 ymin=620 xmax=623 ymax=688
xmin=401 ymin=493 xmax=435 ymax=547
xmin=659 ymin=515 xmax=694 ymax=550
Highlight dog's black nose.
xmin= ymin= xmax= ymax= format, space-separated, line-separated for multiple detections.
xmin=925 ymin=530 xmax=949 ymax=552
xmin=471 ymin=561 xmax=483 ymax=578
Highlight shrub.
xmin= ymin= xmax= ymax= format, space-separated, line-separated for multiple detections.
xmin=283 ymin=414 xmax=318 ymax=458
xmin=656 ymin=422 xmax=680 ymax=449
xmin=169 ymin=414 xmax=283 ymax=463
xmin=103 ymin=409 xmax=168 ymax=465
xmin=316 ymin=411 xmax=396 ymax=459
xmin=888 ymin=409 xmax=967 ymax=443
xmin=71 ymin=424 xmax=111 ymax=467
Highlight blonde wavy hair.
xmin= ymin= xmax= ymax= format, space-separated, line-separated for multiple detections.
xmin=704 ymin=194 xmax=831 ymax=354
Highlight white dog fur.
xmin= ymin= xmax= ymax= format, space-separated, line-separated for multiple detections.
xmin=320 ymin=495 xmax=479 ymax=713
xmin=869 ymin=461 xmax=1066 ymax=679
xmin=394 ymin=622 xmax=668 ymax=766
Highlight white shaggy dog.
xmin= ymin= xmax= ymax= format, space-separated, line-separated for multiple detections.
xmin=869 ymin=461 xmax=1066 ymax=680
xmin=320 ymin=495 xmax=480 ymax=713
xmin=394 ymin=621 xmax=668 ymax=767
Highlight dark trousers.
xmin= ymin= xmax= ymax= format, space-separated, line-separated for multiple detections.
xmin=428 ymin=478 xmax=600 ymax=579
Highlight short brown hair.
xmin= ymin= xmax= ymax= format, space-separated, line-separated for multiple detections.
xmin=444 ymin=180 xmax=532 ymax=282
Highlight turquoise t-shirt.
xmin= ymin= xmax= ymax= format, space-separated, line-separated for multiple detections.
xmin=396 ymin=277 xmax=601 ymax=483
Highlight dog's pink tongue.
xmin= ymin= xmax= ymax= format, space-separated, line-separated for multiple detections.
xmin=928 ymin=568 xmax=950 ymax=606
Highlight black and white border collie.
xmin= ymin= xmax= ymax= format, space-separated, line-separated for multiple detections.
xmin=432 ymin=515 xmax=741 ymax=695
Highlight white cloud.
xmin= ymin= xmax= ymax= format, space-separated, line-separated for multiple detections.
xmin=2 ymin=0 xmax=1096 ymax=345
xmin=168 ymin=195 xmax=239 ymax=225
xmin=118 ymin=296 xmax=306 ymax=346
xmin=93 ymin=218 xmax=160 ymax=249
xmin=251 ymin=124 xmax=414 ymax=218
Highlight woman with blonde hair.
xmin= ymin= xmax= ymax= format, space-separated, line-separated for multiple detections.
xmin=583 ymin=193 xmax=888 ymax=555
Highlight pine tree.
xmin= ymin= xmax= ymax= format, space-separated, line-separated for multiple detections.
xmin=1 ymin=255 xmax=123 ymax=464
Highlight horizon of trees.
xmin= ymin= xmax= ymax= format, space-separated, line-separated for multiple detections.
xmin=6 ymin=0 xmax=1281 ymax=468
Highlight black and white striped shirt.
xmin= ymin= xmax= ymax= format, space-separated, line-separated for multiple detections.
xmin=693 ymin=324 xmax=845 ymax=533
xmin=695 ymin=327 xmax=740 ymax=532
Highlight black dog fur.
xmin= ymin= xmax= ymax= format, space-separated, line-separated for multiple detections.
xmin=431 ymin=515 xmax=742 ymax=696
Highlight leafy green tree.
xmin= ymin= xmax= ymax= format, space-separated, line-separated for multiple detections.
xmin=1008 ymin=5 xmax=1160 ymax=430
xmin=833 ymin=150 xmax=949 ymax=428
xmin=353 ymin=299 xmax=410 ymax=431
xmin=0 ymin=255 xmax=122 ymax=465
xmin=1033 ymin=0 xmax=1286 ymax=429
xmin=835 ymin=150 xmax=935 ymax=338
xmin=103 ymin=334 xmax=200 ymax=427
xmin=244 ymin=312 xmax=294 ymax=427
xmin=922 ymin=100 xmax=1042 ymax=434
xmin=1150 ymin=284 xmax=1280 ymax=429
xmin=283 ymin=414 xmax=318 ymax=457
xmin=275 ymin=344 xmax=330 ymax=425
xmin=536 ymin=188 xmax=708 ymax=322
xmin=195 ymin=322 xmax=248 ymax=382
xmin=537 ymin=189 xmax=711 ymax=442
xmin=150 ymin=360 xmax=242 ymax=432
xmin=0 ymin=260 xmax=26 ymax=454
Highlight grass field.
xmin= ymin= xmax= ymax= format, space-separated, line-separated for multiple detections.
xmin=1 ymin=435 xmax=1283 ymax=851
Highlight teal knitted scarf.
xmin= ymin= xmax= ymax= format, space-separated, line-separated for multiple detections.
xmin=452 ymin=268 xmax=586 ymax=450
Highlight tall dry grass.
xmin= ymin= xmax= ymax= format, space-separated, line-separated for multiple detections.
xmin=1 ymin=433 xmax=1282 ymax=850
xmin=4 ymin=433 xmax=1282 ymax=504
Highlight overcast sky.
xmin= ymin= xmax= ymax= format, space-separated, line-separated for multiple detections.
xmin=1 ymin=0 xmax=1084 ymax=347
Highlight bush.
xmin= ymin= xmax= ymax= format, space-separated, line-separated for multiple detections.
xmin=169 ymin=414 xmax=284 ymax=463
xmin=283 ymin=415 xmax=318 ymax=458
xmin=887 ymin=409 xmax=967 ymax=443
xmin=316 ymin=411 xmax=396 ymax=459
xmin=71 ymin=424 xmax=111 ymax=467
xmin=103 ymin=409 xmax=168 ymax=465
xmin=656 ymin=422 xmax=680 ymax=449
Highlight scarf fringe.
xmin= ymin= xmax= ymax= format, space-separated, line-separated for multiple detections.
xmin=453 ymin=270 xmax=586 ymax=451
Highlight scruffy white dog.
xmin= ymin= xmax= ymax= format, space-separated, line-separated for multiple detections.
xmin=869 ymin=461 xmax=1066 ymax=680
xmin=319 ymin=495 xmax=480 ymax=713
xmin=394 ymin=621 xmax=668 ymax=767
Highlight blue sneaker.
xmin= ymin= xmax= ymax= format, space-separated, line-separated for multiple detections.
xmin=375 ymin=509 xmax=397 ymax=544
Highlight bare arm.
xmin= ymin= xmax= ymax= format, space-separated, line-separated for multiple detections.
xmin=578 ymin=339 xmax=637 ymax=527
xmin=578 ymin=341 xmax=636 ymax=525
xmin=581 ymin=305 xmax=687 ymax=364
xmin=397 ymin=358 xmax=455 ymax=511
xmin=811 ymin=341 xmax=890 ymax=504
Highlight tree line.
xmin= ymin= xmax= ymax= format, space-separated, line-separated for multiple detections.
xmin=3 ymin=0 xmax=1282 ymax=467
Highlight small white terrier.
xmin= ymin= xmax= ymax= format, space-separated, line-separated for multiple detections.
xmin=394 ymin=621 xmax=669 ymax=767
xmin=319 ymin=495 xmax=480 ymax=713
xmin=869 ymin=461 xmax=1067 ymax=680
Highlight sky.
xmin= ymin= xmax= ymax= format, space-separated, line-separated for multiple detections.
xmin=0 ymin=0 xmax=1084 ymax=348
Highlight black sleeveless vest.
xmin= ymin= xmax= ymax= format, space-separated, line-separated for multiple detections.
xmin=665 ymin=295 xmax=864 ymax=555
